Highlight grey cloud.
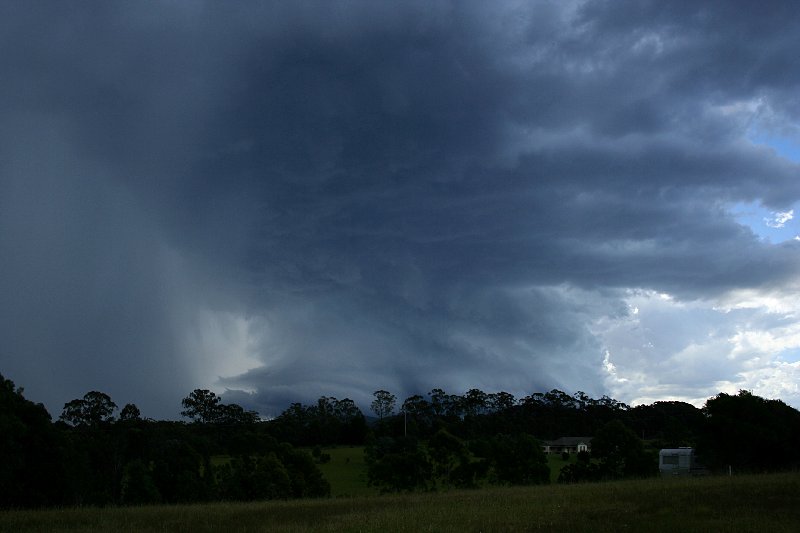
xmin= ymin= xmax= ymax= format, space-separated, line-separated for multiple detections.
xmin=220 ymin=284 xmax=617 ymax=416
xmin=3 ymin=1 xmax=800 ymax=417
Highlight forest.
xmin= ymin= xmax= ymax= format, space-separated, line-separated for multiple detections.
xmin=3 ymin=371 xmax=800 ymax=508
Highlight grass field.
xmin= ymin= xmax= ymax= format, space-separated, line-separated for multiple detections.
xmin=2 ymin=472 xmax=799 ymax=532
xmin=546 ymin=453 xmax=576 ymax=483
xmin=315 ymin=446 xmax=376 ymax=497
xmin=316 ymin=446 xmax=576 ymax=492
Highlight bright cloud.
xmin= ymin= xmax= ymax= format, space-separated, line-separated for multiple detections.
xmin=597 ymin=286 xmax=800 ymax=408
xmin=765 ymin=210 xmax=794 ymax=228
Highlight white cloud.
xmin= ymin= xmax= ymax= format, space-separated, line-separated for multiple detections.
xmin=182 ymin=309 xmax=266 ymax=393
xmin=594 ymin=286 xmax=800 ymax=408
xmin=730 ymin=201 xmax=800 ymax=243
xmin=765 ymin=209 xmax=794 ymax=228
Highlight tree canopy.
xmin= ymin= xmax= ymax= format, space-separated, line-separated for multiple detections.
xmin=699 ymin=390 xmax=800 ymax=472
xmin=371 ymin=390 xmax=396 ymax=420
xmin=60 ymin=391 xmax=117 ymax=427
xmin=4 ymin=369 xmax=800 ymax=509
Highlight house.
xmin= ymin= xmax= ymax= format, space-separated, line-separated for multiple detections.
xmin=542 ymin=436 xmax=593 ymax=455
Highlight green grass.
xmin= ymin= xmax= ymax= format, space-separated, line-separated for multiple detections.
xmin=546 ymin=453 xmax=576 ymax=483
xmin=3 ymin=472 xmax=800 ymax=532
xmin=209 ymin=447 xmax=375 ymax=497
xmin=315 ymin=447 xmax=576 ymax=492
xmin=314 ymin=446 xmax=376 ymax=497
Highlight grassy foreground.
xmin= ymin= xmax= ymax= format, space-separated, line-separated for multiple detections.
xmin=2 ymin=472 xmax=799 ymax=532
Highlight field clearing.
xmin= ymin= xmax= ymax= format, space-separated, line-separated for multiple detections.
xmin=2 ymin=472 xmax=800 ymax=532
xmin=546 ymin=453 xmax=576 ymax=482
xmin=316 ymin=446 xmax=577 ymax=492
xmin=315 ymin=446 xmax=376 ymax=497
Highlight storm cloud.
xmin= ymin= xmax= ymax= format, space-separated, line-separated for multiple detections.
xmin=3 ymin=1 xmax=800 ymax=418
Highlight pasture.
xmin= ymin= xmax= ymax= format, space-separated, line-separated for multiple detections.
xmin=2 ymin=472 xmax=799 ymax=532
xmin=315 ymin=446 xmax=376 ymax=497
xmin=316 ymin=446 xmax=576 ymax=493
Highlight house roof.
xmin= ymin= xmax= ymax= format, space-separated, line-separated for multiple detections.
xmin=545 ymin=436 xmax=593 ymax=446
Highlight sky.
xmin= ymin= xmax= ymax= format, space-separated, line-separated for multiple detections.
xmin=2 ymin=1 xmax=800 ymax=419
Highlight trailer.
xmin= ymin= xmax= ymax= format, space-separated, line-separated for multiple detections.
xmin=659 ymin=447 xmax=695 ymax=476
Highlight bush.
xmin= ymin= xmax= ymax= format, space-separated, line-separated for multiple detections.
xmin=121 ymin=460 xmax=161 ymax=505
xmin=365 ymin=436 xmax=433 ymax=493
xmin=488 ymin=434 xmax=549 ymax=486
xmin=591 ymin=420 xmax=655 ymax=479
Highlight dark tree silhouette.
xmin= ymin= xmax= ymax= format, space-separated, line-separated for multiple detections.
xmin=371 ymin=390 xmax=396 ymax=420
xmin=365 ymin=436 xmax=433 ymax=493
xmin=591 ymin=420 xmax=655 ymax=478
xmin=0 ymin=373 xmax=68 ymax=508
xmin=60 ymin=391 xmax=117 ymax=427
xmin=119 ymin=403 xmax=142 ymax=422
xmin=181 ymin=389 xmax=222 ymax=424
xmin=486 ymin=433 xmax=550 ymax=485
xmin=699 ymin=390 xmax=800 ymax=472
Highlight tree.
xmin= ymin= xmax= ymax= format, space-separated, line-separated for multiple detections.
xmin=558 ymin=455 xmax=602 ymax=484
xmin=60 ymin=399 xmax=88 ymax=427
xmin=591 ymin=420 xmax=654 ymax=478
xmin=401 ymin=394 xmax=431 ymax=418
xmin=307 ymin=397 xmax=339 ymax=445
xmin=214 ymin=453 xmax=292 ymax=501
xmin=217 ymin=403 xmax=260 ymax=425
xmin=428 ymin=388 xmax=449 ymax=417
xmin=333 ymin=398 xmax=361 ymax=421
xmin=278 ymin=445 xmax=331 ymax=498
xmin=0 ymin=373 xmax=68 ymax=508
xmin=365 ymin=436 xmax=433 ymax=493
xmin=486 ymin=433 xmax=550 ymax=485
xmin=544 ymin=389 xmax=576 ymax=409
xmin=626 ymin=400 xmax=704 ymax=444
xmin=371 ymin=390 xmax=396 ymax=420
xmin=463 ymin=388 xmax=489 ymax=417
xmin=698 ymin=390 xmax=800 ymax=472
xmin=151 ymin=439 xmax=208 ymax=503
xmin=400 ymin=394 xmax=434 ymax=436
xmin=427 ymin=388 xmax=463 ymax=419
xmin=120 ymin=460 xmax=161 ymax=505
xmin=60 ymin=391 xmax=117 ymax=427
xmin=181 ymin=389 xmax=222 ymax=424
xmin=334 ymin=398 xmax=368 ymax=445
xmin=428 ymin=429 xmax=468 ymax=485
xmin=119 ymin=403 xmax=141 ymax=422
xmin=487 ymin=391 xmax=516 ymax=413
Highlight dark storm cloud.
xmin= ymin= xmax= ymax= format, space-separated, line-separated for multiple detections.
xmin=2 ymin=1 xmax=800 ymax=417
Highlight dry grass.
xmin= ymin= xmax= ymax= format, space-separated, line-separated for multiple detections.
xmin=2 ymin=472 xmax=799 ymax=532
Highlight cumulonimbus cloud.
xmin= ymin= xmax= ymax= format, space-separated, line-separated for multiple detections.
xmin=2 ymin=1 xmax=800 ymax=418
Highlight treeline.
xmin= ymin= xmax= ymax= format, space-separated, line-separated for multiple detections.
xmin=0 ymin=375 xmax=329 ymax=509
xmin=349 ymin=387 xmax=800 ymax=491
xmin=359 ymin=389 xmax=674 ymax=491
xmin=268 ymin=388 xmax=702 ymax=449
xmin=4 ymin=370 xmax=800 ymax=508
